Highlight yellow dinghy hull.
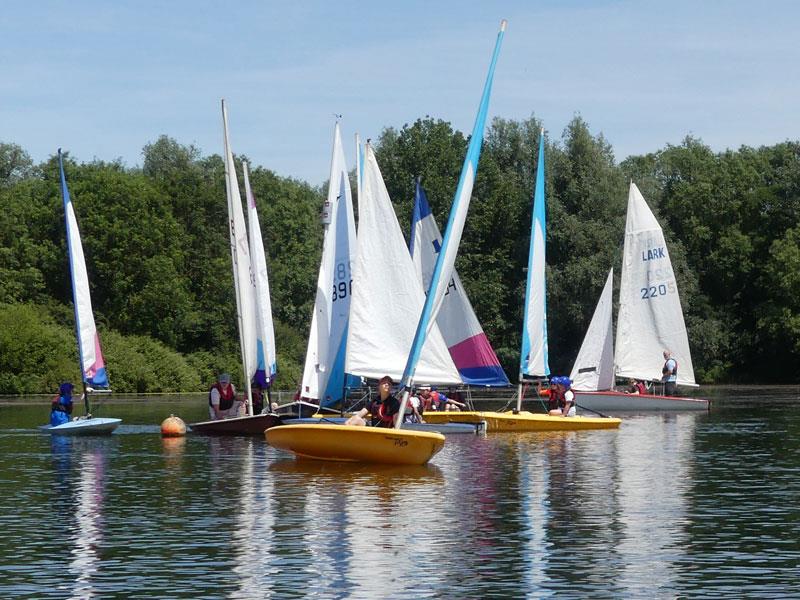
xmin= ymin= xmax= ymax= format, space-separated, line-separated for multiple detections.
xmin=265 ymin=423 xmax=446 ymax=465
xmin=421 ymin=410 xmax=621 ymax=431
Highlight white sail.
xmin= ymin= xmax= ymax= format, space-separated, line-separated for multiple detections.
xmin=222 ymin=100 xmax=258 ymax=399
xmin=615 ymin=183 xmax=695 ymax=385
xmin=344 ymin=144 xmax=461 ymax=384
xmin=58 ymin=151 xmax=108 ymax=388
xmin=243 ymin=161 xmax=277 ymax=386
xmin=301 ymin=122 xmax=357 ymax=401
xmin=570 ymin=268 xmax=615 ymax=391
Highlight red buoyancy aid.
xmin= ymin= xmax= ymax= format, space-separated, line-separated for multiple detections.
xmin=369 ymin=398 xmax=396 ymax=427
xmin=635 ymin=381 xmax=647 ymax=395
xmin=209 ymin=383 xmax=236 ymax=410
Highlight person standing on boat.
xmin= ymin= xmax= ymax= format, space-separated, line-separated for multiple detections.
xmin=368 ymin=375 xmax=400 ymax=427
xmin=662 ymin=350 xmax=678 ymax=396
xmin=208 ymin=373 xmax=239 ymax=420
xmin=50 ymin=382 xmax=75 ymax=426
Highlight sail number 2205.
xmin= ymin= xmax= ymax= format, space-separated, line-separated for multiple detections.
xmin=640 ymin=281 xmax=676 ymax=299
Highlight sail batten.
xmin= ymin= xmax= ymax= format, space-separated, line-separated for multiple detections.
xmin=58 ymin=150 xmax=108 ymax=388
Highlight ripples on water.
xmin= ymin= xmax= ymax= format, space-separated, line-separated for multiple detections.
xmin=0 ymin=388 xmax=799 ymax=598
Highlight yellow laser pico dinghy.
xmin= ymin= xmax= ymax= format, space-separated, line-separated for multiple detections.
xmin=421 ymin=410 xmax=621 ymax=432
xmin=265 ymin=423 xmax=446 ymax=465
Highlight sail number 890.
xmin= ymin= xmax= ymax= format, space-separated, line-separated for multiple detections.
xmin=640 ymin=281 xmax=676 ymax=299
xmin=332 ymin=280 xmax=352 ymax=301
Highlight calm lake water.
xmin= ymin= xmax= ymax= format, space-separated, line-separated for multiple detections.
xmin=1 ymin=387 xmax=799 ymax=598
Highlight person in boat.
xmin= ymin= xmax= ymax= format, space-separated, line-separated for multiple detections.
xmin=403 ymin=392 xmax=425 ymax=424
xmin=429 ymin=386 xmax=465 ymax=412
xmin=447 ymin=386 xmax=465 ymax=405
xmin=249 ymin=379 xmax=265 ymax=415
xmin=662 ymin=350 xmax=678 ymax=396
xmin=538 ymin=378 xmax=561 ymax=412
xmin=344 ymin=407 xmax=369 ymax=426
xmin=628 ymin=379 xmax=647 ymax=395
xmin=549 ymin=377 xmax=576 ymax=417
xmin=208 ymin=373 xmax=239 ymax=420
xmin=50 ymin=382 xmax=75 ymax=426
xmin=368 ymin=375 xmax=400 ymax=427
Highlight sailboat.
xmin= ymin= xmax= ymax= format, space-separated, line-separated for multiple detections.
xmin=267 ymin=19 xmax=509 ymax=463
xmin=190 ymin=100 xmax=283 ymax=434
xmin=570 ymin=183 xmax=708 ymax=411
xmin=409 ymin=179 xmax=509 ymax=387
xmin=423 ymin=132 xmax=621 ymax=431
xmin=39 ymin=150 xmax=121 ymax=435
xmin=297 ymin=121 xmax=358 ymax=415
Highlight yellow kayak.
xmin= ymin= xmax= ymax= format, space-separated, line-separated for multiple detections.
xmin=420 ymin=410 xmax=621 ymax=432
xmin=265 ymin=423 xmax=446 ymax=465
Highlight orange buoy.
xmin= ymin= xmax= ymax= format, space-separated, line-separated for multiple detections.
xmin=160 ymin=414 xmax=187 ymax=437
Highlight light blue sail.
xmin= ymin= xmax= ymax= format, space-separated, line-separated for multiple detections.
xmin=399 ymin=20 xmax=507 ymax=391
xmin=519 ymin=132 xmax=550 ymax=379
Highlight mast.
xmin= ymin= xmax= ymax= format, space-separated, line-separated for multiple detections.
xmin=396 ymin=19 xmax=507 ymax=427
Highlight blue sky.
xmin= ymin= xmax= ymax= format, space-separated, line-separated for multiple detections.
xmin=2 ymin=1 xmax=798 ymax=184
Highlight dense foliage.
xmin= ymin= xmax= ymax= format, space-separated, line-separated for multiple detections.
xmin=1 ymin=116 xmax=798 ymax=393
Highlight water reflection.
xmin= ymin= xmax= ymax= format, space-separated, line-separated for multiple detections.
xmin=612 ymin=415 xmax=696 ymax=594
xmin=2 ymin=391 xmax=799 ymax=597
xmin=264 ymin=459 xmax=445 ymax=597
xmin=231 ymin=439 xmax=274 ymax=599
xmin=48 ymin=436 xmax=112 ymax=599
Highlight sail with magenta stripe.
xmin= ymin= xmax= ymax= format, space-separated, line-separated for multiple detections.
xmin=301 ymin=122 xmax=357 ymax=406
xmin=410 ymin=179 xmax=509 ymax=386
xmin=58 ymin=150 xmax=108 ymax=388
xmin=243 ymin=160 xmax=277 ymax=388
xmin=519 ymin=132 xmax=549 ymax=380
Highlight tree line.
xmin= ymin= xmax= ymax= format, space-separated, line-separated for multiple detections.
xmin=1 ymin=115 xmax=798 ymax=393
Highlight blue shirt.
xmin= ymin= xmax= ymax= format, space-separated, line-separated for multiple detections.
xmin=663 ymin=358 xmax=677 ymax=382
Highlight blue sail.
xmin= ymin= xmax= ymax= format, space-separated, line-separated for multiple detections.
xmin=400 ymin=20 xmax=507 ymax=390
xmin=519 ymin=132 xmax=550 ymax=378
